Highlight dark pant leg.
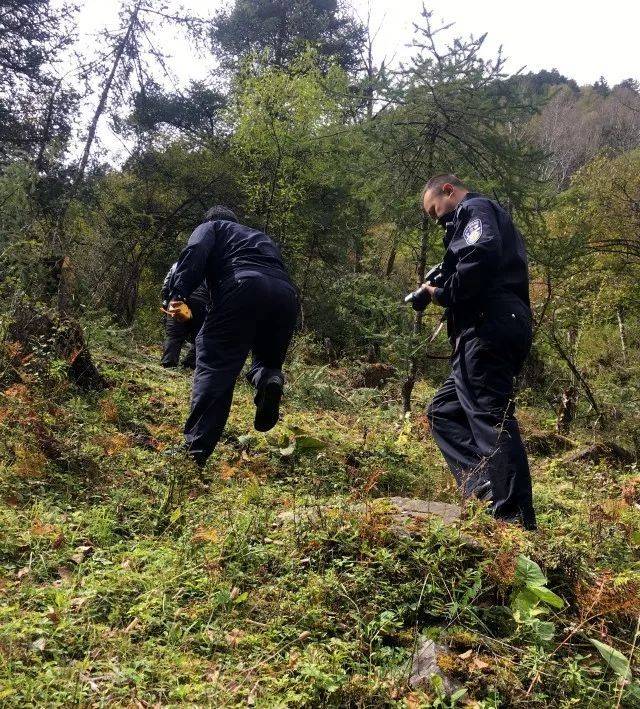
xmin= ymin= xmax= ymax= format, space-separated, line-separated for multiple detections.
xmin=181 ymin=343 xmax=196 ymax=369
xmin=427 ymin=374 xmax=486 ymax=495
xmin=453 ymin=316 xmax=535 ymax=528
xmin=180 ymin=304 xmax=207 ymax=369
xmin=184 ymin=280 xmax=256 ymax=464
xmin=246 ymin=278 xmax=298 ymax=390
xmin=161 ymin=318 xmax=191 ymax=367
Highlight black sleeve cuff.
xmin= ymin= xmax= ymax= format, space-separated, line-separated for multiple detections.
xmin=433 ymin=287 xmax=450 ymax=307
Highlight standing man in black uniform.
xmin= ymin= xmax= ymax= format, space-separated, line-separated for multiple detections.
xmin=415 ymin=174 xmax=536 ymax=529
xmin=166 ymin=206 xmax=298 ymax=467
xmin=160 ymin=262 xmax=210 ymax=369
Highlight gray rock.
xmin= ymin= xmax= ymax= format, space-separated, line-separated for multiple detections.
xmin=388 ymin=497 xmax=461 ymax=525
xmin=277 ymin=497 xmax=462 ymax=530
xmin=409 ymin=639 xmax=463 ymax=694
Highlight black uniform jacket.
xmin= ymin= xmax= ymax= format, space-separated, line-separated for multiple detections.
xmin=433 ymin=192 xmax=531 ymax=336
xmin=169 ymin=220 xmax=292 ymax=302
xmin=161 ymin=263 xmax=209 ymax=308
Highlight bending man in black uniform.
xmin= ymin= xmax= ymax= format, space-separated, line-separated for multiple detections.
xmin=161 ymin=262 xmax=210 ymax=369
xmin=415 ymin=174 xmax=536 ymax=529
xmin=166 ymin=206 xmax=298 ymax=467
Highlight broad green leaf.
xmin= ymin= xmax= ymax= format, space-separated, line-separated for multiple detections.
xmin=532 ymin=620 xmax=555 ymax=643
xmin=238 ymin=434 xmax=253 ymax=447
xmin=512 ymin=588 xmax=539 ymax=615
xmin=515 ymin=555 xmax=547 ymax=587
xmin=451 ymin=687 xmax=468 ymax=702
xmin=590 ymin=638 xmax=631 ymax=680
xmin=295 ymin=435 xmax=327 ymax=451
xmin=169 ymin=507 xmax=184 ymax=523
xmin=527 ymin=584 xmax=564 ymax=609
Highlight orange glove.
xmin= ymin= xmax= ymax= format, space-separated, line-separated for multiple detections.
xmin=162 ymin=300 xmax=192 ymax=322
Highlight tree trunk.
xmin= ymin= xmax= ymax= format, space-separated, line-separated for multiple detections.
xmin=57 ymin=254 xmax=79 ymax=319
xmin=35 ymin=78 xmax=62 ymax=173
xmin=47 ymin=2 xmax=142 ymax=389
xmin=554 ymin=326 xmax=593 ymax=431
xmin=111 ymin=259 xmax=142 ymax=326
xmin=7 ymin=303 xmax=107 ymax=391
xmin=73 ymin=3 xmax=140 ymax=189
xmin=366 ymin=33 xmax=374 ymax=120
xmin=385 ymin=232 xmax=398 ymax=278
xmin=616 ymin=306 xmax=628 ymax=365
xmin=557 ymin=385 xmax=578 ymax=433
xmin=402 ymin=216 xmax=430 ymax=414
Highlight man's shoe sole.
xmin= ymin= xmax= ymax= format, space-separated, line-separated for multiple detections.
xmin=254 ymin=381 xmax=282 ymax=432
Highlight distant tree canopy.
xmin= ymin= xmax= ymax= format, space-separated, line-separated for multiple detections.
xmin=529 ymin=82 xmax=640 ymax=188
xmin=0 ymin=0 xmax=76 ymax=163
xmin=131 ymin=82 xmax=228 ymax=141
xmin=211 ymin=0 xmax=365 ymax=71
xmin=0 ymin=0 xmax=72 ymax=84
xmin=510 ymin=68 xmax=579 ymax=96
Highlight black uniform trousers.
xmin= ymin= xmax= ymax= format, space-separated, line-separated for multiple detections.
xmin=184 ymin=273 xmax=298 ymax=465
xmin=161 ymin=317 xmax=197 ymax=368
xmin=161 ymin=300 xmax=208 ymax=369
xmin=427 ymin=306 xmax=536 ymax=529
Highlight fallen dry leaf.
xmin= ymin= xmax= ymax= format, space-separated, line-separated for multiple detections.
xmin=46 ymin=609 xmax=61 ymax=624
xmin=31 ymin=520 xmax=58 ymax=537
xmin=220 ymin=464 xmax=238 ymax=480
xmin=225 ymin=628 xmax=244 ymax=648
xmin=205 ymin=668 xmax=220 ymax=684
xmin=124 ymin=617 xmax=139 ymax=633
xmin=191 ymin=527 xmax=219 ymax=544
xmin=288 ymin=650 xmax=300 ymax=668
xmin=71 ymin=544 xmax=93 ymax=564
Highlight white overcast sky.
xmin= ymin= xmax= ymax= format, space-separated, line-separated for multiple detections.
xmin=68 ymin=0 xmax=638 ymax=162
xmin=75 ymin=0 xmax=639 ymax=86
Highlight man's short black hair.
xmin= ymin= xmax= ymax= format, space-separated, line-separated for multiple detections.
xmin=204 ymin=205 xmax=239 ymax=223
xmin=421 ymin=173 xmax=468 ymax=200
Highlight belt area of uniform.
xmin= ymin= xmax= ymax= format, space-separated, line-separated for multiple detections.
xmin=447 ymin=296 xmax=531 ymax=335
xmin=217 ymin=268 xmax=293 ymax=286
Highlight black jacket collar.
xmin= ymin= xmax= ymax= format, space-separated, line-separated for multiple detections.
xmin=442 ymin=192 xmax=484 ymax=247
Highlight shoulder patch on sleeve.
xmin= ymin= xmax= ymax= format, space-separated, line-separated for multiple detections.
xmin=463 ymin=217 xmax=483 ymax=245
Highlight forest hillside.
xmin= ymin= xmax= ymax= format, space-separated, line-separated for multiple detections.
xmin=1 ymin=1 xmax=639 ymax=706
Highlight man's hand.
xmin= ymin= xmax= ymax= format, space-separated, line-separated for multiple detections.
xmin=421 ymin=284 xmax=441 ymax=306
xmin=410 ymin=283 xmax=441 ymax=311
xmin=165 ymin=300 xmax=192 ymax=322
xmin=410 ymin=285 xmax=431 ymax=312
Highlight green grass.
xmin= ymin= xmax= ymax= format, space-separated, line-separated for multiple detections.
xmin=0 ymin=335 xmax=639 ymax=707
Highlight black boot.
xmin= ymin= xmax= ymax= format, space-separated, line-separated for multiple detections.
xmin=254 ymin=375 xmax=283 ymax=432
xmin=472 ymin=479 xmax=493 ymax=502
xmin=469 ymin=479 xmax=537 ymax=531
